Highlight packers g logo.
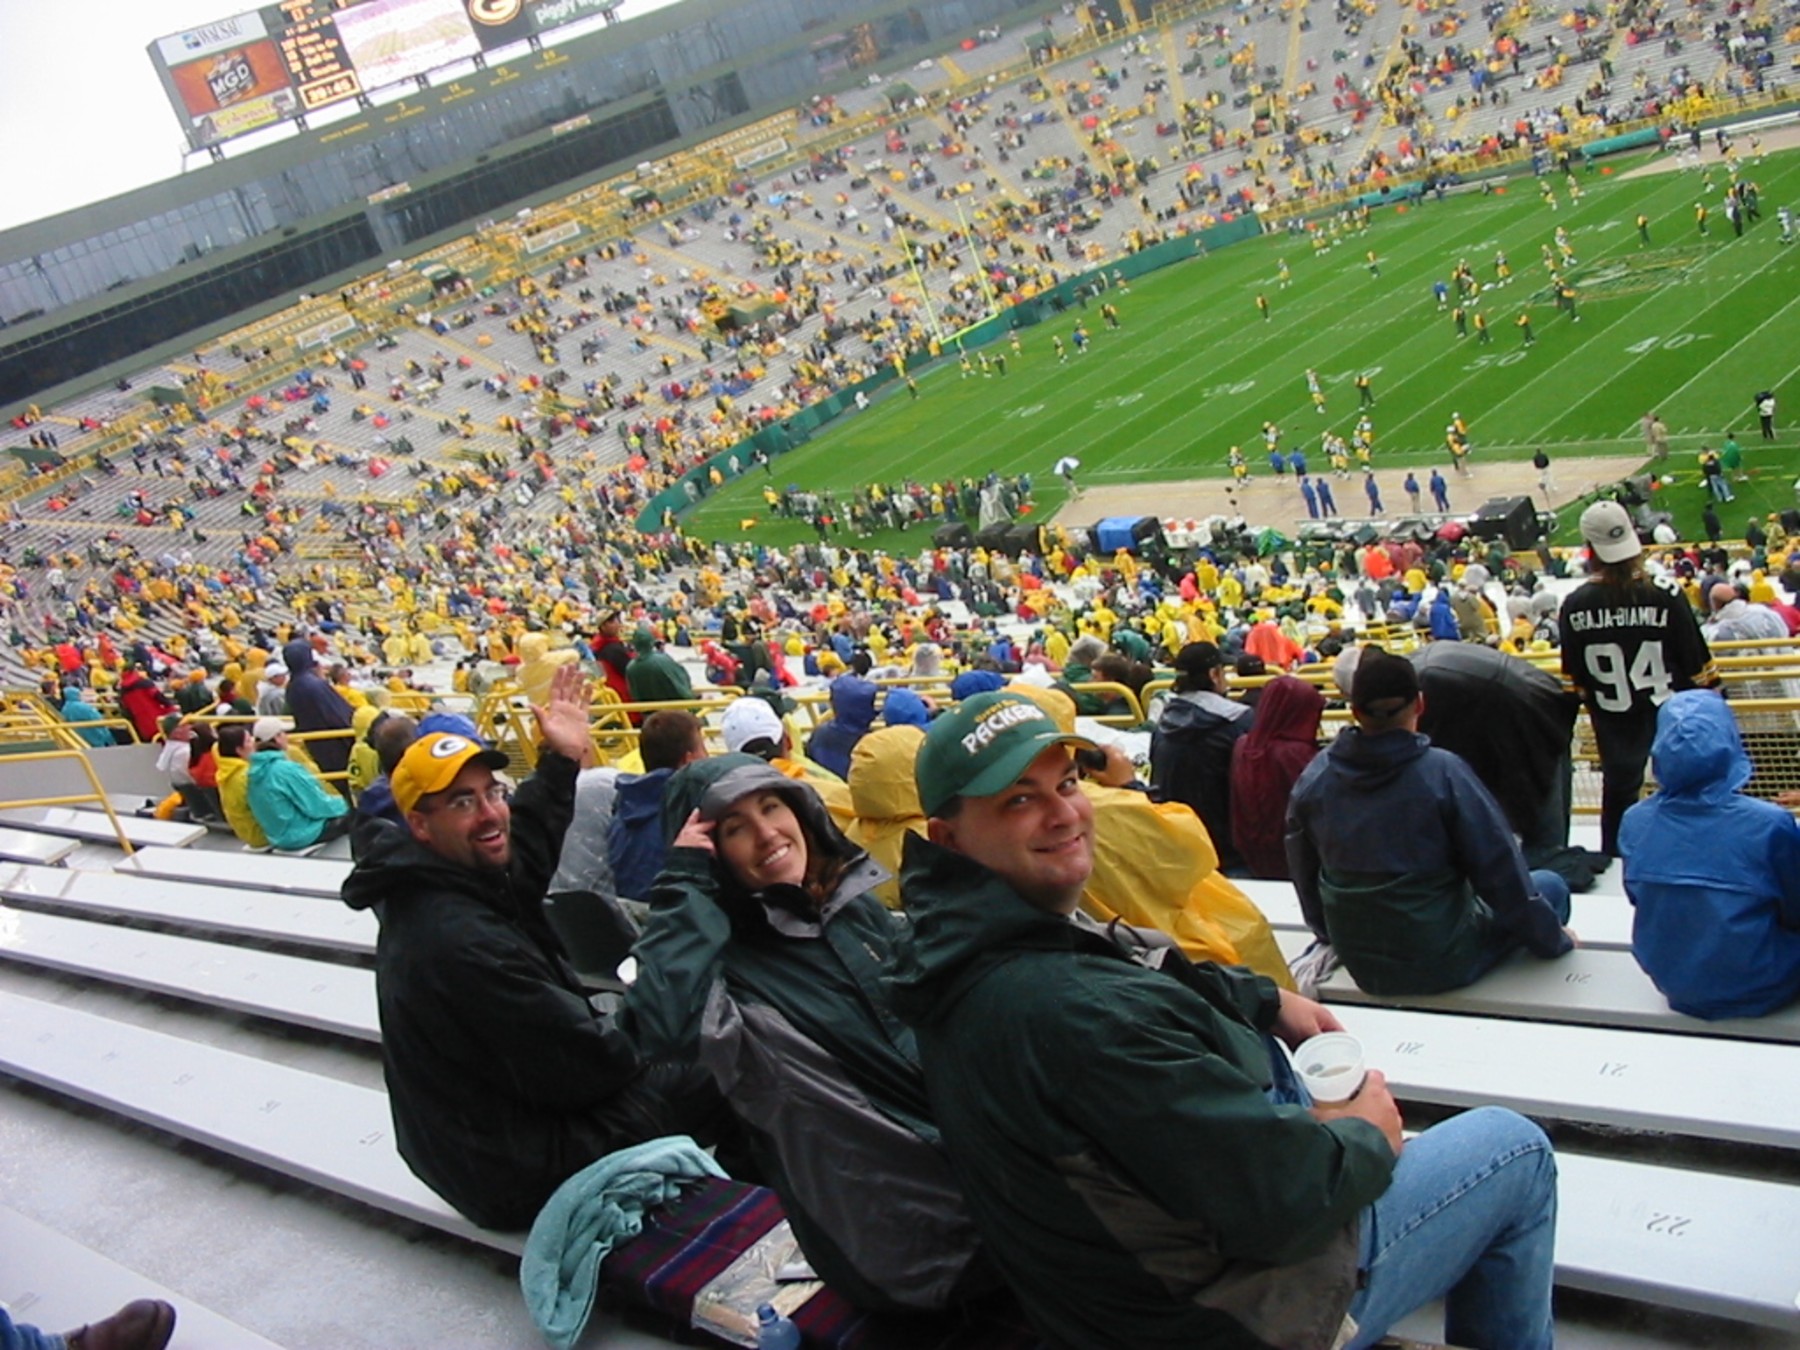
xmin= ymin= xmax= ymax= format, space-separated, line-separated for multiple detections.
xmin=469 ymin=0 xmax=523 ymax=26
xmin=431 ymin=735 xmax=473 ymax=758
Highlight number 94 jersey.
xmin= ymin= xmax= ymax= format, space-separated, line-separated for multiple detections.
xmin=1558 ymin=573 xmax=1718 ymax=739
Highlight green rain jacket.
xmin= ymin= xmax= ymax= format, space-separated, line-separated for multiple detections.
xmin=624 ymin=754 xmax=989 ymax=1311
xmin=891 ymin=832 xmax=1395 ymax=1350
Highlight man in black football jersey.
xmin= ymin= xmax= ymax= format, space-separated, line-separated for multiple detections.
xmin=1559 ymin=501 xmax=1719 ymax=855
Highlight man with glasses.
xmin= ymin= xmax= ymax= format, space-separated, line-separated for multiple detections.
xmin=342 ymin=666 xmax=725 ymax=1230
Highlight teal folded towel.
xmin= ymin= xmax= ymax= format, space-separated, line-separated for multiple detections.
xmin=521 ymin=1134 xmax=727 ymax=1349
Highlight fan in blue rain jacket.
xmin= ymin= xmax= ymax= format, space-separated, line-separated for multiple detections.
xmin=1619 ymin=690 xmax=1800 ymax=1019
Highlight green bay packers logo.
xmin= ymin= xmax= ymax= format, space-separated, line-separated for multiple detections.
xmin=469 ymin=0 xmax=524 ymax=26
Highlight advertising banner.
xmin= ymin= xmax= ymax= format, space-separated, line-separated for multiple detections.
xmin=156 ymin=12 xmax=298 ymax=146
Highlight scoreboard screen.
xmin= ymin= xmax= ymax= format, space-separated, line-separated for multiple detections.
xmin=151 ymin=0 xmax=622 ymax=150
xmin=270 ymin=2 xmax=365 ymax=111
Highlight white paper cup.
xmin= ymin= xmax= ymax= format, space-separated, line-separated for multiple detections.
xmin=1295 ymin=1033 xmax=1366 ymax=1103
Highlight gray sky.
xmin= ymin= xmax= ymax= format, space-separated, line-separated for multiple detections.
xmin=0 ymin=0 xmax=686 ymax=233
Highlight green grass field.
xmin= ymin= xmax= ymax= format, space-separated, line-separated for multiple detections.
xmin=687 ymin=144 xmax=1800 ymax=552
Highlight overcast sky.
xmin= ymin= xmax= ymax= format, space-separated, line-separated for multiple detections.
xmin=0 ymin=0 xmax=686 ymax=233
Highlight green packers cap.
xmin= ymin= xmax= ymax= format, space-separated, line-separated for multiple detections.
xmin=915 ymin=691 xmax=1095 ymax=817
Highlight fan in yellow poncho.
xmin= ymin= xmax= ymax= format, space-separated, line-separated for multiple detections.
xmin=843 ymin=725 xmax=929 ymax=909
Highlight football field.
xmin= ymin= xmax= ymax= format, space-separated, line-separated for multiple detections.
xmin=687 ymin=144 xmax=1800 ymax=551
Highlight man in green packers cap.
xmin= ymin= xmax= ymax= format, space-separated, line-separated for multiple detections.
xmin=891 ymin=691 xmax=1558 ymax=1350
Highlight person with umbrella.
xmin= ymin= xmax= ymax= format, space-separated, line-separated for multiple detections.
xmin=1054 ymin=455 xmax=1082 ymax=499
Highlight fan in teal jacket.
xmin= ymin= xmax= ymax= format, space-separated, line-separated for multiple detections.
xmin=891 ymin=831 xmax=1396 ymax=1349
xmin=247 ymin=746 xmax=347 ymax=850
xmin=1620 ymin=690 xmax=1800 ymax=1019
xmin=623 ymin=754 xmax=991 ymax=1312
xmin=59 ymin=686 xmax=116 ymax=748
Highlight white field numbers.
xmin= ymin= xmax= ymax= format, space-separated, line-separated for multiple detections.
xmin=1464 ymin=351 xmax=1528 ymax=370
xmin=1582 ymin=641 xmax=1674 ymax=713
xmin=1624 ymin=333 xmax=1710 ymax=354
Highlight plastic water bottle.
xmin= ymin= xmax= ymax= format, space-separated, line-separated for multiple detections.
xmin=755 ymin=1302 xmax=801 ymax=1350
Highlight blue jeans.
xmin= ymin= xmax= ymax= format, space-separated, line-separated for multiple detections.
xmin=1532 ymin=869 xmax=1573 ymax=925
xmin=0 ymin=1308 xmax=64 ymax=1350
xmin=1346 ymin=1106 xmax=1558 ymax=1350
xmin=1265 ymin=1053 xmax=1558 ymax=1349
xmin=1460 ymin=870 xmax=1573 ymax=985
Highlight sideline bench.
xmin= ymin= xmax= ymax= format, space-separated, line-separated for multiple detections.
xmin=1237 ymin=878 xmax=1635 ymax=952
xmin=0 ymin=829 xmax=77 ymax=867
xmin=0 ymin=1204 xmax=283 ymax=1349
xmin=1316 ymin=948 xmax=1800 ymax=1044
xmin=3 ymin=988 xmax=1795 ymax=1332
xmin=115 ymin=846 xmax=352 ymax=898
xmin=0 ymin=863 xmax=376 ymax=957
xmin=0 ymin=909 xmax=378 ymax=1042
xmin=0 ymin=807 xmax=205 ymax=850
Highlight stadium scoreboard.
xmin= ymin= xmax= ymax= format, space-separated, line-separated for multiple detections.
xmin=150 ymin=0 xmax=624 ymax=150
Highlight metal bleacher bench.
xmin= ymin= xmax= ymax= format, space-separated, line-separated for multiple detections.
xmin=0 ymin=863 xmax=376 ymax=957
xmin=1 ymin=1204 xmax=283 ymax=1349
xmin=0 ymin=828 xmax=78 ymax=867
xmin=0 ymin=908 xmax=378 ymax=1042
xmin=1315 ymin=947 xmax=1800 ymax=1044
xmin=1237 ymin=878 xmax=1636 ymax=952
xmin=0 ymin=806 xmax=206 ymax=850
xmin=1339 ymin=1005 xmax=1800 ymax=1151
xmin=0 ymin=990 xmax=517 ymax=1256
xmin=3 ymin=985 xmax=1797 ymax=1330
xmin=114 ymin=846 xmax=352 ymax=898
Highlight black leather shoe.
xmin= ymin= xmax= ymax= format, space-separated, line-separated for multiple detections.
xmin=63 ymin=1299 xmax=176 ymax=1350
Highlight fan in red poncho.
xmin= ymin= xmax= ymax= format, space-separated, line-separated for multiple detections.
xmin=1228 ymin=675 xmax=1326 ymax=879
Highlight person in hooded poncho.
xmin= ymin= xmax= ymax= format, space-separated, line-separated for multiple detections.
xmin=1229 ymin=676 xmax=1325 ymax=879
xmin=805 ymin=675 xmax=877 ymax=780
xmin=624 ymin=754 xmax=995 ymax=1312
xmin=281 ymin=638 xmax=355 ymax=778
xmin=1406 ymin=643 xmax=1584 ymax=876
xmin=1620 ymin=690 xmax=1800 ymax=1019
xmin=844 ymin=725 xmax=929 ymax=909
xmin=59 ymin=685 xmax=116 ymax=748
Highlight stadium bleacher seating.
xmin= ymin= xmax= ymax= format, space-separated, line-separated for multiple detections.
xmin=2 ymin=3 xmax=1800 ymax=1345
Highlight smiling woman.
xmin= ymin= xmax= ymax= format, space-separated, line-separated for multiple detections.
xmin=713 ymin=789 xmax=813 ymax=893
xmin=622 ymin=753 xmax=999 ymax=1314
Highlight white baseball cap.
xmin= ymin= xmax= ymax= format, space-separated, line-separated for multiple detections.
xmin=1580 ymin=500 xmax=1642 ymax=564
xmin=721 ymin=698 xmax=785 ymax=753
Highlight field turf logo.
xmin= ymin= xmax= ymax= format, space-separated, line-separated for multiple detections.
xmin=1538 ymin=248 xmax=1702 ymax=302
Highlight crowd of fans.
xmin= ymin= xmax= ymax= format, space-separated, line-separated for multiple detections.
xmin=19 ymin=450 xmax=1795 ymax=1348
xmin=6 ymin=7 xmax=1800 ymax=1347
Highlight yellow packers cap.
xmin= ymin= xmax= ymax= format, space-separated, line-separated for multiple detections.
xmin=392 ymin=733 xmax=509 ymax=815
